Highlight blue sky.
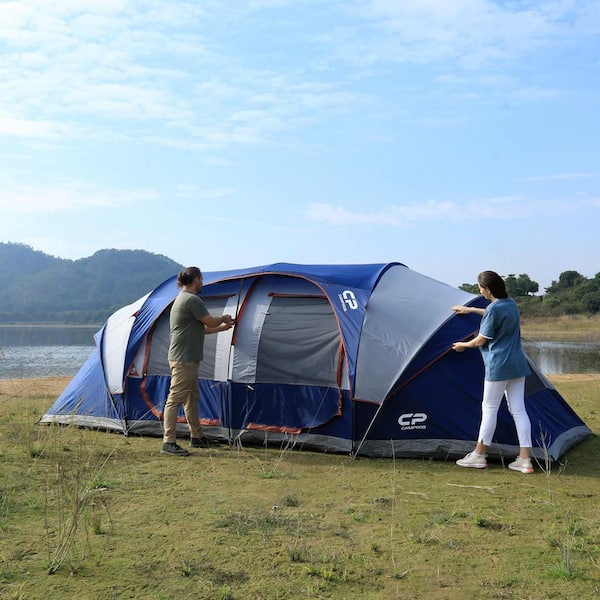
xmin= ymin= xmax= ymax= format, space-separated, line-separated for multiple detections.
xmin=1 ymin=0 xmax=599 ymax=292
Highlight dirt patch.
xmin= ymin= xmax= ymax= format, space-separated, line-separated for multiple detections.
xmin=2 ymin=374 xmax=599 ymax=398
xmin=548 ymin=373 xmax=600 ymax=384
xmin=0 ymin=377 xmax=71 ymax=398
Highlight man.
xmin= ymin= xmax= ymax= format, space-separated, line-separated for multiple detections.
xmin=161 ymin=266 xmax=234 ymax=456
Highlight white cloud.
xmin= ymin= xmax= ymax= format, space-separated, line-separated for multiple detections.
xmin=510 ymin=86 xmax=562 ymax=102
xmin=0 ymin=115 xmax=66 ymax=138
xmin=0 ymin=182 xmax=157 ymax=214
xmin=6 ymin=0 xmax=583 ymax=155
xmin=307 ymin=199 xmax=457 ymax=226
xmin=521 ymin=172 xmax=600 ymax=182
xmin=348 ymin=0 xmax=585 ymax=69
xmin=306 ymin=196 xmax=588 ymax=226
xmin=0 ymin=0 xmax=367 ymax=153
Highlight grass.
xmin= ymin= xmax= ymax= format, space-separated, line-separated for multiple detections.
xmin=521 ymin=314 xmax=600 ymax=342
xmin=0 ymin=376 xmax=599 ymax=599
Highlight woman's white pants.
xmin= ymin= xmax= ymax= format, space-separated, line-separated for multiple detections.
xmin=478 ymin=377 xmax=532 ymax=448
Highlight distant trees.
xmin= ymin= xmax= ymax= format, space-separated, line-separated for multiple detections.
xmin=459 ymin=273 xmax=539 ymax=297
xmin=459 ymin=270 xmax=600 ymax=316
xmin=505 ymin=273 xmax=539 ymax=296
xmin=543 ymin=271 xmax=600 ymax=315
xmin=0 ymin=243 xmax=183 ymax=324
xmin=2 ymin=242 xmax=598 ymax=322
xmin=458 ymin=282 xmax=479 ymax=295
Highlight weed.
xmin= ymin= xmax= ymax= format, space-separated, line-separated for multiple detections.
xmin=432 ymin=510 xmax=456 ymax=525
xmin=287 ymin=544 xmax=309 ymax=563
xmin=29 ymin=446 xmax=45 ymax=459
xmin=474 ymin=515 xmax=504 ymax=530
xmin=282 ymin=494 xmax=299 ymax=507
xmin=409 ymin=524 xmax=441 ymax=545
xmin=546 ymin=510 xmax=586 ymax=581
xmin=89 ymin=496 xmax=111 ymax=535
xmin=178 ymin=559 xmax=196 ymax=577
xmin=90 ymin=478 xmax=111 ymax=490
xmin=217 ymin=586 xmax=234 ymax=600
xmin=42 ymin=429 xmax=116 ymax=574
xmin=305 ymin=564 xmax=347 ymax=582
xmin=0 ymin=488 xmax=9 ymax=531
xmin=346 ymin=506 xmax=369 ymax=522
xmin=546 ymin=560 xmax=575 ymax=581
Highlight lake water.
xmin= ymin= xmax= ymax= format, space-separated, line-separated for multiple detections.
xmin=0 ymin=326 xmax=599 ymax=379
xmin=522 ymin=341 xmax=600 ymax=375
xmin=0 ymin=325 xmax=97 ymax=380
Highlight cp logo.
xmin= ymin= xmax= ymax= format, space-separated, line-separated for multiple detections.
xmin=339 ymin=290 xmax=358 ymax=310
xmin=398 ymin=413 xmax=427 ymax=427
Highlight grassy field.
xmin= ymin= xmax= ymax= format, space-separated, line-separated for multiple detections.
xmin=521 ymin=314 xmax=600 ymax=342
xmin=0 ymin=375 xmax=598 ymax=600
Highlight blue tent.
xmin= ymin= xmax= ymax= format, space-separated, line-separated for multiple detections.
xmin=40 ymin=262 xmax=592 ymax=460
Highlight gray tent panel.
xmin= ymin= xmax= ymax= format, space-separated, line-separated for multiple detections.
xmin=355 ymin=267 xmax=475 ymax=403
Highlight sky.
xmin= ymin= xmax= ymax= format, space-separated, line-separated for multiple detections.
xmin=1 ymin=0 xmax=599 ymax=292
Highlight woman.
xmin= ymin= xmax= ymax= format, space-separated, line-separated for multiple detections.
xmin=451 ymin=270 xmax=533 ymax=473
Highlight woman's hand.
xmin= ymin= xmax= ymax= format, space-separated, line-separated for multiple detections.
xmin=451 ymin=305 xmax=469 ymax=315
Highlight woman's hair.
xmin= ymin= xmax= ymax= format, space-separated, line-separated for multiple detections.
xmin=177 ymin=266 xmax=202 ymax=288
xmin=477 ymin=270 xmax=508 ymax=299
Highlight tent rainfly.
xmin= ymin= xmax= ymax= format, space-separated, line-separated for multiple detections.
xmin=40 ymin=262 xmax=592 ymax=460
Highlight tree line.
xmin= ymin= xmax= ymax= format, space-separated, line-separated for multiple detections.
xmin=459 ymin=271 xmax=600 ymax=316
xmin=0 ymin=243 xmax=183 ymax=324
xmin=1 ymin=243 xmax=597 ymax=323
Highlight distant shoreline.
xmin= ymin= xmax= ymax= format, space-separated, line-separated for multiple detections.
xmin=2 ymin=315 xmax=599 ymax=342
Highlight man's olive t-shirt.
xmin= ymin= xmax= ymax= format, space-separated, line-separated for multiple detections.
xmin=167 ymin=291 xmax=209 ymax=362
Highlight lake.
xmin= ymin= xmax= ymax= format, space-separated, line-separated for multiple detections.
xmin=0 ymin=325 xmax=599 ymax=380
xmin=522 ymin=341 xmax=600 ymax=376
xmin=0 ymin=325 xmax=97 ymax=380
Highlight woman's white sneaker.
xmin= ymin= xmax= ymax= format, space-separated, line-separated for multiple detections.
xmin=508 ymin=457 xmax=534 ymax=473
xmin=456 ymin=451 xmax=487 ymax=469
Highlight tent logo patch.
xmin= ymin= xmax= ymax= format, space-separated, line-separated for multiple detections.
xmin=398 ymin=412 xmax=428 ymax=430
xmin=338 ymin=289 xmax=358 ymax=311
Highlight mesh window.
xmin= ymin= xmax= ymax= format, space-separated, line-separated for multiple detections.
xmin=255 ymin=296 xmax=340 ymax=386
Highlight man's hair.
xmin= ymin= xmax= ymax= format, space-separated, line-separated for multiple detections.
xmin=177 ymin=266 xmax=202 ymax=287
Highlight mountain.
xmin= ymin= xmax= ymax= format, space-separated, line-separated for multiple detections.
xmin=0 ymin=243 xmax=184 ymax=324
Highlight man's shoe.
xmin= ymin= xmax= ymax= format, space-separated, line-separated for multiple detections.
xmin=508 ymin=457 xmax=534 ymax=474
xmin=456 ymin=451 xmax=487 ymax=469
xmin=161 ymin=442 xmax=190 ymax=456
xmin=190 ymin=437 xmax=214 ymax=448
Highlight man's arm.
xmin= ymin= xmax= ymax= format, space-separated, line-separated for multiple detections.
xmin=201 ymin=313 xmax=234 ymax=335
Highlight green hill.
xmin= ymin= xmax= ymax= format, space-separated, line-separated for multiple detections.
xmin=0 ymin=243 xmax=184 ymax=324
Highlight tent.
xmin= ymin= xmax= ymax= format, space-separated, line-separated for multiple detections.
xmin=40 ymin=262 xmax=592 ymax=460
